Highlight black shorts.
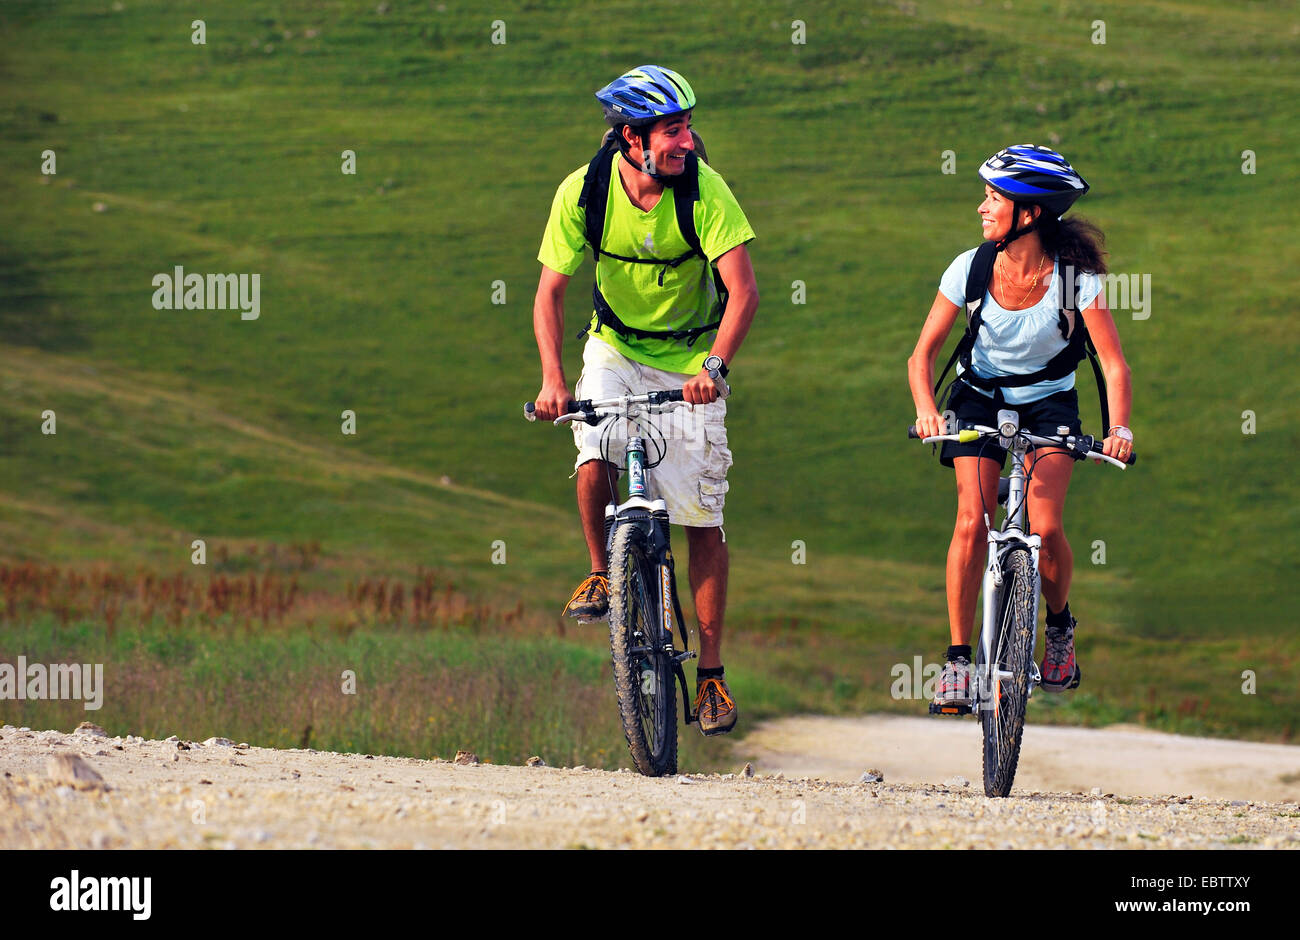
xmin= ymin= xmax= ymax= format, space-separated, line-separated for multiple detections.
xmin=938 ymin=380 xmax=1081 ymax=469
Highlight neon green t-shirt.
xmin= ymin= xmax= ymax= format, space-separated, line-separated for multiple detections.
xmin=537 ymin=152 xmax=755 ymax=375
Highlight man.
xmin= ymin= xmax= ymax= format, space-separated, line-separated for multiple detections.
xmin=532 ymin=65 xmax=758 ymax=735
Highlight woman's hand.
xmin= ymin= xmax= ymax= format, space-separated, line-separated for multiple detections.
xmin=915 ymin=408 xmax=947 ymax=439
xmin=1099 ymin=428 xmax=1134 ymax=464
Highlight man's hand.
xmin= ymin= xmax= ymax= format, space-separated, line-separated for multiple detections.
xmin=533 ymin=379 xmax=573 ymax=421
xmin=682 ymin=368 xmax=720 ymax=406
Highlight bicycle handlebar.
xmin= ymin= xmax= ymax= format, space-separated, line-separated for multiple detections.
xmin=524 ymin=389 xmax=690 ymax=425
xmin=907 ymin=422 xmax=1137 ymax=468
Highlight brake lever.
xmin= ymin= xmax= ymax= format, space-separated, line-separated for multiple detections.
xmin=1070 ymin=434 xmax=1096 ymax=460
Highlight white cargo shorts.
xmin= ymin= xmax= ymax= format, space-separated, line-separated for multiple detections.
xmin=572 ymin=336 xmax=732 ymax=528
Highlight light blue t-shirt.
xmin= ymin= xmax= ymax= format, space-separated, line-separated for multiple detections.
xmin=939 ymin=247 xmax=1103 ymax=404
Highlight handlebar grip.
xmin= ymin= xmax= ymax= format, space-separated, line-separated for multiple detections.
xmin=708 ymin=369 xmax=731 ymax=401
xmin=907 ymin=425 xmax=920 ymax=439
xmin=666 ymin=389 xmax=684 ymax=402
xmin=1087 ymin=437 xmax=1137 ymax=465
xmin=524 ymin=400 xmax=583 ymax=421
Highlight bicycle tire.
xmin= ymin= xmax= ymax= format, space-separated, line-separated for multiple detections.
xmin=980 ymin=547 xmax=1036 ymax=797
xmin=607 ymin=523 xmax=678 ymax=777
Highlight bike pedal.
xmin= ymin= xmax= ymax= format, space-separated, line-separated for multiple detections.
xmin=672 ymin=650 xmax=697 ymax=663
xmin=929 ymin=702 xmax=973 ymax=716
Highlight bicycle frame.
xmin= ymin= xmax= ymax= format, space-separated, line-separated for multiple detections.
xmin=973 ymin=409 xmax=1044 ymax=711
xmin=602 ymin=417 xmax=697 ymax=725
xmin=527 ymin=379 xmax=730 ymax=737
xmin=913 ymin=407 xmax=1133 ymax=792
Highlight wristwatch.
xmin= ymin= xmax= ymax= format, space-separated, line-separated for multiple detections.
xmin=703 ymin=354 xmax=728 ymax=378
xmin=1108 ymin=425 xmax=1133 ymax=442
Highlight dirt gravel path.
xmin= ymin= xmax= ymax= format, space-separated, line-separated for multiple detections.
xmin=2 ymin=722 xmax=1297 ymax=849
xmin=743 ymin=714 xmax=1300 ymax=804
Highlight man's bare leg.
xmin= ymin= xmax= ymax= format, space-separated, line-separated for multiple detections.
xmin=685 ymin=525 xmax=728 ymax=669
xmin=577 ymin=460 xmax=618 ymax=572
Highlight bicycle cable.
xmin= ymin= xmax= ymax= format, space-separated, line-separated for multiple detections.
xmin=595 ymin=403 xmax=673 ymax=501
xmin=1012 ymin=446 xmax=1076 ymax=536
xmin=980 ymin=426 xmax=1083 ymax=535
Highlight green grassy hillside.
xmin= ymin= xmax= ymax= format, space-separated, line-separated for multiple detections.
xmin=2 ymin=0 xmax=1297 ymax=753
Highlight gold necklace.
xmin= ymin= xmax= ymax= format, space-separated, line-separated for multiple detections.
xmin=997 ymin=251 xmax=1046 ymax=307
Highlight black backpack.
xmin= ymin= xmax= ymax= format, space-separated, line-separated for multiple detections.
xmin=933 ymin=240 xmax=1110 ymax=432
xmin=574 ymin=130 xmax=726 ymax=348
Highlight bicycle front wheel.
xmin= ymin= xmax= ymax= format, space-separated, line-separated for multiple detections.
xmin=607 ymin=523 xmax=678 ymax=777
xmin=981 ymin=547 xmax=1036 ymax=797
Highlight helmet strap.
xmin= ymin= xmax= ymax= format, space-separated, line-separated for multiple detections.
xmin=996 ymin=201 xmax=1037 ymax=250
xmin=629 ymin=127 xmax=668 ymax=182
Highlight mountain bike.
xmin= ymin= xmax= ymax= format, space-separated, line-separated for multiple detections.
xmin=525 ymin=365 xmax=729 ymax=776
xmin=909 ymin=409 xmax=1136 ymax=797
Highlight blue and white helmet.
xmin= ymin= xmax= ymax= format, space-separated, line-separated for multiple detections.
xmin=979 ymin=144 xmax=1089 ymax=217
xmin=595 ymin=65 xmax=697 ymax=128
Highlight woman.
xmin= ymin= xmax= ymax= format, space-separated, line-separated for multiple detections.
xmin=907 ymin=144 xmax=1133 ymax=706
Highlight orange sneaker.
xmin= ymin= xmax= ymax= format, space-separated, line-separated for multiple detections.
xmin=562 ymin=572 xmax=609 ymax=623
xmin=694 ymin=676 xmax=738 ymax=736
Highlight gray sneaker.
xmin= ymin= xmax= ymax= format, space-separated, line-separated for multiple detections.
xmin=934 ymin=656 xmax=972 ymax=706
xmin=1040 ymin=616 xmax=1082 ymax=693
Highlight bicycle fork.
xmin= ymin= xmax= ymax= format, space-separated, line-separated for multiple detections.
xmin=975 ymin=529 xmax=1044 ymax=712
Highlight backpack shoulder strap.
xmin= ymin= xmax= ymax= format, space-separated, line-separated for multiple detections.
xmin=672 ymin=152 xmax=703 ymax=257
xmin=1055 ymin=260 xmax=1082 ymax=340
xmin=933 ymin=243 xmax=998 ymax=394
xmin=578 ymin=139 xmax=618 ymax=259
xmin=1063 ymin=266 xmax=1111 ymax=433
xmin=964 ymin=241 xmax=999 ymax=326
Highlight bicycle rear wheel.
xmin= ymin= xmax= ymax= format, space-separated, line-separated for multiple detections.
xmin=607 ymin=522 xmax=678 ymax=777
xmin=980 ymin=547 xmax=1036 ymax=797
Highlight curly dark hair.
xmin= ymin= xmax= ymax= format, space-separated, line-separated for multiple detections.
xmin=1035 ymin=213 xmax=1108 ymax=275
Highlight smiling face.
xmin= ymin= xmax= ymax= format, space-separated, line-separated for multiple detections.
xmin=623 ymin=111 xmax=695 ymax=176
xmin=978 ymin=184 xmax=1040 ymax=240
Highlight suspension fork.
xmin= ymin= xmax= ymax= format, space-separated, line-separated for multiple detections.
xmin=649 ymin=512 xmax=698 ymax=723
